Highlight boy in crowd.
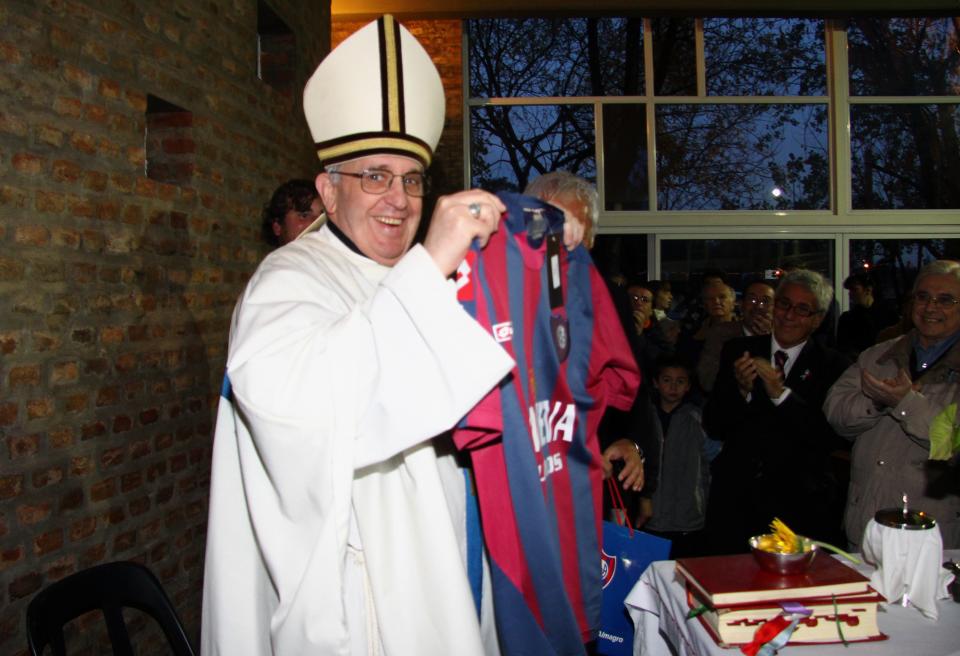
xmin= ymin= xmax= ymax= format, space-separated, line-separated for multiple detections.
xmin=638 ymin=354 xmax=713 ymax=558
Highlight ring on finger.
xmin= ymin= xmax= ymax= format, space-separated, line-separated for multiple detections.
xmin=468 ymin=202 xmax=481 ymax=218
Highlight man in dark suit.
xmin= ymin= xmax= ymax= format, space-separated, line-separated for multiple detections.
xmin=703 ymin=269 xmax=851 ymax=554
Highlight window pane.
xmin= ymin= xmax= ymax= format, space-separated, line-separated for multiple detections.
xmin=467 ymin=18 xmax=644 ymax=98
xmin=705 ymin=18 xmax=825 ymax=96
xmin=849 ymin=238 xmax=960 ymax=306
xmin=651 ymin=18 xmax=696 ymax=95
xmin=592 ymin=234 xmax=649 ymax=282
xmin=661 ymin=238 xmax=835 ymax=299
xmin=656 ymin=104 xmax=829 ymax=210
xmin=851 ymin=104 xmax=960 ymax=209
xmin=603 ymin=104 xmax=649 ymax=211
xmin=470 ymin=105 xmax=596 ymax=192
xmin=848 ymin=17 xmax=960 ymax=96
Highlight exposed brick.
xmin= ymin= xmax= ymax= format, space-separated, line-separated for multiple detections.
xmin=17 ymin=501 xmax=52 ymax=525
xmin=26 ymin=398 xmax=55 ymax=420
xmin=155 ymin=433 xmax=174 ymax=451
xmin=98 ymin=78 xmax=120 ymax=99
xmin=44 ymin=555 xmax=77 ymax=581
xmin=0 ymin=474 xmax=23 ymax=500
xmin=114 ymin=352 xmax=137 ymax=372
xmin=52 ymin=159 xmax=82 ymax=183
xmin=121 ymin=471 xmax=143 ymax=493
xmin=1 ymin=546 xmax=24 ymax=572
xmin=36 ymin=123 xmax=66 ymax=146
xmin=11 ymin=152 xmax=45 ymax=175
xmin=81 ymin=542 xmax=107 ymax=567
xmin=100 ymin=446 xmax=124 ymax=467
xmin=80 ymin=421 xmax=106 ymax=441
xmin=113 ymin=529 xmax=137 ymax=553
xmin=48 ymin=426 xmax=74 ymax=448
xmin=35 ymin=190 xmax=66 ymax=213
xmin=0 ymin=402 xmax=17 ymax=426
xmin=130 ymin=438 xmax=151 ymax=459
xmin=32 ymin=467 xmax=64 ymax=488
xmin=139 ymin=407 xmax=159 ymax=424
xmin=70 ymin=516 xmax=96 ymax=541
xmin=103 ymin=506 xmax=125 ymax=525
xmin=7 ymin=434 xmax=40 ymax=459
xmin=14 ymin=225 xmax=50 ymax=246
xmin=70 ymin=131 xmax=96 ymax=154
xmin=49 ymin=362 xmax=78 ymax=385
xmin=53 ymin=95 xmax=82 ymax=118
xmin=34 ymin=528 xmax=63 ymax=555
xmin=112 ymin=415 xmax=132 ymax=433
xmin=63 ymin=63 xmax=94 ymax=90
xmin=70 ymin=455 xmax=94 ymax=476
xmin=0 ymin=256 xmax=26 ymax=281
xmin=95 ymin=385 xmax=119 ymax=406
xmin=64 ymin=393 xmax=88 ymax=413
xmin=0 ymin=110 xmax=28 ymax=136
xmin=9 ymin=365 xmax=40 ymax=387
xmin=89 ymin=478 xmax=116 ymax=501
xmin=8 ymin=572 xmax=42 ymax=600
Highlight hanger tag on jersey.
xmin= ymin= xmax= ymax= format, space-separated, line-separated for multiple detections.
xmin=546 ymin=233 xmax=563 ymax=310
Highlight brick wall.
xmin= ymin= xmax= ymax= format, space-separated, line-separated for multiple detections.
xmin=0 ymin=1 xmax=329 ymax=652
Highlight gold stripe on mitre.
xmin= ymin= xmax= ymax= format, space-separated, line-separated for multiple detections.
xmin=316 ymin=135 xmax=432 ymax=167
xmin=380 ymin=15 xmax=403 ymax=133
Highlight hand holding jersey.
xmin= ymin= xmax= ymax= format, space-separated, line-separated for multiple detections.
xmin=423 ymin=192 xmax=507 ymax=276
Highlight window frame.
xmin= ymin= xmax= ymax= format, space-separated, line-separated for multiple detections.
xmin=462 ymin=15 xmax=960 ymax=301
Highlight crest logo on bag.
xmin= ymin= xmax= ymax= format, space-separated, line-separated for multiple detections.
xmin=601 ymin=549 xmax=616 ymax=589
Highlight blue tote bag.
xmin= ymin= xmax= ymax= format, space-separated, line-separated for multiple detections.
xmin=597 ymin=479 xmax=671 ymax=656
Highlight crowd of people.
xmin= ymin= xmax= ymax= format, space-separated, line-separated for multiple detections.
xmin=201 ymin=14 xmax=960 ymax=656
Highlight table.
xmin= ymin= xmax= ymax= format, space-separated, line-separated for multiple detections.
xmin=625 ymin=550 xmax=960 ymax=656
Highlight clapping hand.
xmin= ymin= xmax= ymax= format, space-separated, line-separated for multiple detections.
xmin=862 ymin=368 xmax=913 ymax=408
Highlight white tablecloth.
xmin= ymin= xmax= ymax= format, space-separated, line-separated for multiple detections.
xmin=626 ymin=550 xmax=960 ymax=656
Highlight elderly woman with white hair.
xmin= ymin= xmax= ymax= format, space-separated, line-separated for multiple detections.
xmin=824 ymin=259 xmax=960 ymax=550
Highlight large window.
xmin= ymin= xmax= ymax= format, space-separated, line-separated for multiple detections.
xmin=847 ymin=18 xmax=960 ymax=209
xmin=466 ymin=15 xmax=960 ymax=300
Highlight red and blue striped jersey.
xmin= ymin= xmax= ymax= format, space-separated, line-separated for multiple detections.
xmin=455 ymin=192 xmax=640 ymax=655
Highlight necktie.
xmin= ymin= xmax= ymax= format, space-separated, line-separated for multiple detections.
xmin=774 ymin=350 xmax=788 ymax=376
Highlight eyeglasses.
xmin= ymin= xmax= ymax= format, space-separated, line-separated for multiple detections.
xmin=745 ymin=296 xmax=772 ymax=308
xmin=773 ymin=297 xmax=820 ymax=317
xmin=913 ymin=291 xmax=960 ymax=308
xmin=630 ymin=294 xmax=652 ymax=303
xmin=337 ymin=169 xmax=428 ymax=197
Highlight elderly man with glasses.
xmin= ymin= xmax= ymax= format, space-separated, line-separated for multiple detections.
xmin=203 ymin=17 xmax=521 ymax=656
xmin=702 ymin=269 xmax=851 ymax=555
xmin=825 ymin=259 xmax=960 ymax=551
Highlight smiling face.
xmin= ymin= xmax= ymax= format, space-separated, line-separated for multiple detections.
xmin=773 ymin=282 xmax=824 ymax=348
xmin=317 ymin=154 xmax=424 ymax=267
xmin=911 ymin=273 xmax=960 ymax=347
